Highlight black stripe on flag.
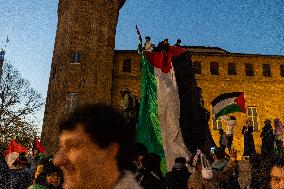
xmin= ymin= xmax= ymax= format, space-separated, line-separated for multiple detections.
xmin=211 ymin=92 xmax=243 ymax=107
xmin=172 ymin=51 xmax=215 ymax=156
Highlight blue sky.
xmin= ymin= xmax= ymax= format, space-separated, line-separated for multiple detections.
xmin=0 ymin=0 xmax=283 ymax=129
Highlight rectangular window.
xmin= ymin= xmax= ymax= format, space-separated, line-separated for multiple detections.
xmin=51 ymin=67 xmax=56 ymax=80
xmin=245 ymin=63 xmax=254 ymax=76
xmin=212 ymin=115 xmax=222 ymax=130
xmin=262 ymin=64 xmax=271 ymax=77
xmin=71 ymin=52 xmax=81 ymax=63
xmin=65 ymin=93 xmax=77 ymax=114
xmin=210 ymin=62 xmax=219 ymax=75
xmin=193 ymin=61 xmax=201 ymax=74
xmin=228 ymin=63 xmax=237 ymax=75
xmin=123 ymin=58 xmax=131 ymax=72
xmin=280 ymin=65 xmax=284 ymax=77
xmin=247 ymin=106 xmax=258 ymax=130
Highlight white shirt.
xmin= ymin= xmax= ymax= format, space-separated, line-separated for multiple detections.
xmin=144 ymin=41 xmax=152 ymax=51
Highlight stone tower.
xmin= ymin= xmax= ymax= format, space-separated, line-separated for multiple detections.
xmin=41 ymin=0 xmax=125 ymax=154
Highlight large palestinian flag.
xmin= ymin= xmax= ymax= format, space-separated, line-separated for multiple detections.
xmin=211 ymin=92 xmax=246 ymax=118
xmin=136 ymin=45 xmax=215 ymax=172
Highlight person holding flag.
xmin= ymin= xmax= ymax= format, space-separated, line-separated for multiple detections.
xmin=5 ymin=139 xmax=28 ymax=170
xmin=32 ymin=136 xmax=45 ymax=164
xmin=222 ymin=115 xmax=237 ymax=153
xmin=5 ymin=138 xmax=33 ymax=188
xmin=135 ymin=25 xmax=216 ymax=173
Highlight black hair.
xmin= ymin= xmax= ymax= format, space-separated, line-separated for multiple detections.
xmin=175 ymin=156 xmax=186 ymax=164
xmin=59 ymin=103 xmax=135 ymax=171
xmin=141 ymin=153 xmax=161 ymax=172
xmin=133 ymin=142 xmax=148 ymax=157
xmin=145 ymin=36 xmax=150 ymax=40
xmin=214 ymin=147 xmax=225 ymax=159
xmin=273 ymin=157 xmax=284 ymax=167
xmin=230 ymin=116 xmax=236 ymax=120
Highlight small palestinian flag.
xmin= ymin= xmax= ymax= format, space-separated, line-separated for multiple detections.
xmin=211 ymin=92 xmax=245 ymax=118
xmin=33 ymin=136 xmax=45 ymax=153
xmin=5 ymin=140 xmax=28 ymax=169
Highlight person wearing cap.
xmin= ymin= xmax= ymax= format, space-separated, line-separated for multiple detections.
xmin=165 ymin=156 xmax=191 ymax=189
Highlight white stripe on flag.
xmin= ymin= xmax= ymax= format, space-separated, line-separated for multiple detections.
xmin=155 ymin=66 xmax=191 ymax=171
xmin=212 ymin=97 xmax=237 ymax=114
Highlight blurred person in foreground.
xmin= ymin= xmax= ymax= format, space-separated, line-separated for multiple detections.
xmin=53 ymin=103 xmax=142 ymax=189
xmin=270 ymin=157 xmax=284 ymax=189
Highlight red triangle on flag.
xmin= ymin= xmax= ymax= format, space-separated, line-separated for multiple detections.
xmin=5 ymin=140 xmax=28 ymax=158
xmin=234 ymin=92 xmax=246 ymax=113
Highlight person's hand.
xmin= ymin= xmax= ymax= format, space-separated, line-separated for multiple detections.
xmin=229 ymin=149 xmax=237 ymax=161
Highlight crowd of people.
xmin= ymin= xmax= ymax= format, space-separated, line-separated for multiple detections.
xmin=0 ymin=103 xmax=283 ymax=189
xmin=218 ymin=116 xmax=283 ymax=159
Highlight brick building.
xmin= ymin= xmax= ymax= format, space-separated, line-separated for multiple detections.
xmin=43 ymin=42 xmax=284 ymax=156
xmin=112 ymin=47 xmax=284 ymax=156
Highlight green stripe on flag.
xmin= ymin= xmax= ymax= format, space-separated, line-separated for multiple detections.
xmin=135 ymin=52 xmax=166 ymax=173
xmin=215 ymin=104 xmax=243 ymax=118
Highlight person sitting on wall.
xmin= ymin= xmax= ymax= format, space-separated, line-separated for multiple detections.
xmin=144 ymin=36 xmax=153 ymax=51
xmin=174 ymin=39 xmax=182 ymax=47
xmin=156 ymin=39 xmax=170 ymax=52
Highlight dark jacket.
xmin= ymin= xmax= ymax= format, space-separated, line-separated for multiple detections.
xmin=136 ymin=169 xmax=167 ymax=189
xmin=165 ymin=166 xmax=191 ymax=189
xmin=10 ymin=167 xmax=32 ymax=189
xmin=0 ymin=154 xmax=10 ymax=189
